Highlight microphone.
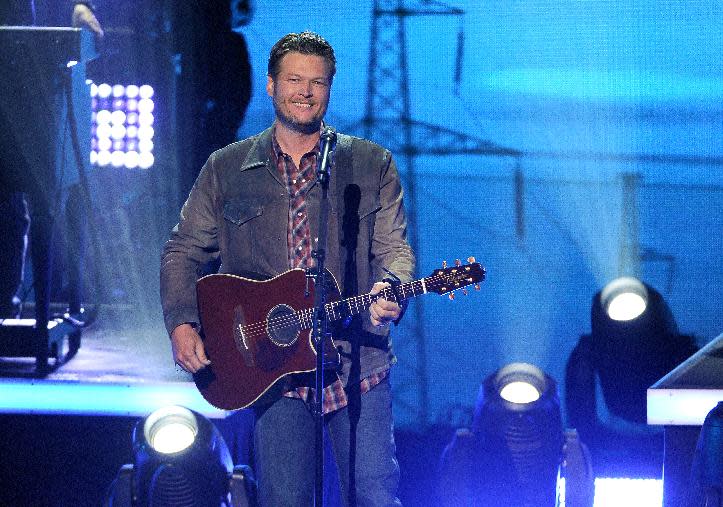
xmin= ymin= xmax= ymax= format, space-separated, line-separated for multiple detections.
xmin=317 ymin=126 xmax=337 ymax=184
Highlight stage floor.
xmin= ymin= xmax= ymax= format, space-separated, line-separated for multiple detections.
xmin=0 ymin=304 xmax=227 ymax=418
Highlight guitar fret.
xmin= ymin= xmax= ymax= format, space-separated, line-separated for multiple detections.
xmin=326 ymin=303 xmax=335 ymax=321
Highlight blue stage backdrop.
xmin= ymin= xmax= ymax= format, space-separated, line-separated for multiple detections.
xmin=232 ymin=0 xmax=723 ymax=428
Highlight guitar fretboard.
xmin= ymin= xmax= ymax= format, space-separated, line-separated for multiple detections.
xmin=237 ymin=262 xmax=483 ymax=339
xmin=326 ymin=278 xmax=427 ymax=322
xmin=294 ymin=277 xmax=430 ymax=329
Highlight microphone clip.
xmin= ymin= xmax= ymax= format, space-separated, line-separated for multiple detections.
xmin=316 ymin=126 xmax=337 ymax=185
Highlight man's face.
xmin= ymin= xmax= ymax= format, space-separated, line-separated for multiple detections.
xmin=267 ymin=52 xmax=332 ymax=135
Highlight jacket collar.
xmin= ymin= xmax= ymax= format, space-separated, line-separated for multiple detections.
xmin=238 ymin=127 xmax=288 ymax=187
xmin=239 ymin=126 xmax=274 ymax=172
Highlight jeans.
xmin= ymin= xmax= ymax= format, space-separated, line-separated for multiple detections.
xmin=253 ymin=377 xmax=402 ymax=507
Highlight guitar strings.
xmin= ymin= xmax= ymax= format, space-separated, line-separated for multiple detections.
xmin=236 ymin=271 xmax=470 ymax=340
xmin=237 ymin=271 xmax=466 ymax=339
xmin=238 ymin=288 xmax=394 ymax=340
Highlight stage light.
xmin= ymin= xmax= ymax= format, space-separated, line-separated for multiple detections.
xmin=565 ymin=277 xmax=697 ymax=456
xmin=440 ymin=363 xmax=564 ymax=507
xmin=90 ymin=83 xmax=156 ymax=169
xmin=138 ymin=139 xmax=154 ymax=153
xmin=97 ymin=150 xmax=112 ymax=166
xmin=139 ymin=152 xmax=154 ymax=169
xmin=111 ymin=110 xmax=126 ymax=125
xmin=144 ymin=405 xmax=198 ymax=454
xmin=104 ymin=405 xmax=256 ymax=507
xmin=97 ymin=83 xmax=112 ymax=98
xmin=599 ymin=277 xmax=648 ymax=322
xmin=111 ymin=124 xmax=126 ymax=140
xmin=111 ymin=151 xmax=125 ymax=168
xmin=139 ymin=84 xmax=154 ymax=99
xmin=138 ymin=125 xmax=154 ymax=141
xmin=590 ymin=278 xmax=694 ymax=424
xmin=96 ymin=109 xmax=112 ymax=124
xmin=138 ymin=97 xmax=154 ymax=114
xmin=138 ymin=112 xmax=154 ymax=126
xmin=97 ymin=137 xmax=112 ymax=152
xmin=495 ymin=362 xmax=546 ymax=404
xmin=125 ymin=85 xmax=140 ymax=98
xmin=124 ymin=151 xmax=140 ymax=169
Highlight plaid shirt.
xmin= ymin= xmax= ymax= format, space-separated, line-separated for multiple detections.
xmin=271 ymin=129 xmax=389 ymax=413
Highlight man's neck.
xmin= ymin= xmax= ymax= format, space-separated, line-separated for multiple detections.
xmin=274 ymin=121 xmax=321 ymax=166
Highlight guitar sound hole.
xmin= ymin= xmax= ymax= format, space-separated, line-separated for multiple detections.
xmin=266 ymin=304 xmax=300 ymax=347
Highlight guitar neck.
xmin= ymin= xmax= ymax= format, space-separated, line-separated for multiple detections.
xmin=324 ymin=278 xmax=427 ymax=322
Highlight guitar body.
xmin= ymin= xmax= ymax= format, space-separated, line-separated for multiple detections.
xmin=194 ymin=269 xmax=338 ymax=410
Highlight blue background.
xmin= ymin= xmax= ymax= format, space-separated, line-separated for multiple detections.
xmin=233 ymin=1 xmax=723 ymax=428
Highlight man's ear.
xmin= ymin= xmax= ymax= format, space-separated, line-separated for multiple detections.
xmin=266 ymin=75 xmax=274 ymax=97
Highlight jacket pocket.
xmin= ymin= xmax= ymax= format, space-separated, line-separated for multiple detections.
xmin=223 ymin=199 xmax=263 ymax=226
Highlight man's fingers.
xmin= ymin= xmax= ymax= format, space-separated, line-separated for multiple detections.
xmin=195 ymin=339 xmax=211 ymax=365
xmin=171 ymin=324 xmax=209 ymax=373
xmin=370 ymin=297 xmax=401 ymax=327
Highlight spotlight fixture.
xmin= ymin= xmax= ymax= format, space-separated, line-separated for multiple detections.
xmin=104 ymin=406 xmax=255 ymax=507
xmin=439 ymin=363 xmax=564 ymax=507
xmin=565 ymin=277 xmax=697 ymax=474
xmin=589 ymin=278 xmax=695 ymax=425
xmin=143 ymin=405 xmax=198 ymax=454
xmin=495 ymin=362 xmax=547 ymax=404
xmin=599 ymin=277 xmax=648 ymax=322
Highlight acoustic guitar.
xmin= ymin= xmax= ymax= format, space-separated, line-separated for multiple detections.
xmin=194 ymin=258 xmax=485 ymax=410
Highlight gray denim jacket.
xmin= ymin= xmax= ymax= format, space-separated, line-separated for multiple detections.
xmin=160 ymin=126 xmax=415 ymax=384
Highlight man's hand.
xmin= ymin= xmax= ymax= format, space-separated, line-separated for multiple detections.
xmin=171 ymin=323 xmax=211 ymax=373
xmin=72 ymin=4 xmax=104 ymax=38
xmin=369 ymin=282 xmax=402 ymax=327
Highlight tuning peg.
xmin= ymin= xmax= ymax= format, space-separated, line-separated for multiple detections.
xmin=467 ymin=256 xmax=476 ymax=263
xmin=442 ymin=260 xmax=447 ymax=268
xmin=474 ymin=284 xmax=481 ymax=290
xmin=448 ymin=292 xmax=455 ymax=300
xmin=455 ymin=259 xmax=461 ymax=267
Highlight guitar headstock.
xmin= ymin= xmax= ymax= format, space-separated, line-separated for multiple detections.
xmin=426 ymin=257 xmax=486 ymax=298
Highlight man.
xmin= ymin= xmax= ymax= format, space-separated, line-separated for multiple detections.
xmin=0 ymin=1 xmax=102 ymax=318
xmin=160 ymin=31 xmax=415 ymax=506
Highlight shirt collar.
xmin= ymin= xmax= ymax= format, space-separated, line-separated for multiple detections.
xmin=270 ymin=123 xmax=323 ymax=163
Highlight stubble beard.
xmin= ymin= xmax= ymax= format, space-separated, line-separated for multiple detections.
xmin=273 ymin=96 xmax=323 ymax=135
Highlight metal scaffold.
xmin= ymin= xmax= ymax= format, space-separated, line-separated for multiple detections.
xmin=357 ymin=0 xmax=519 ymax=426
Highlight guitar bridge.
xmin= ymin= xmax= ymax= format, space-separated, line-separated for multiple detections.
xmin=233 ymin=306 xmax=255 ymax=367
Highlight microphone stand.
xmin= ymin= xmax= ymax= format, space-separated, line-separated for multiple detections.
xmin=311 ymin=126 xmax=337 ymax=506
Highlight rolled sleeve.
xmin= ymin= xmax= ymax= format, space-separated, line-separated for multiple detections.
xmin=371 ymin=152 xmax=415 ymax=285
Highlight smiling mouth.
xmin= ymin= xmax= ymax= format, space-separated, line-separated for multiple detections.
xmin=292 ymin=102 xmax=313 ymax=109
